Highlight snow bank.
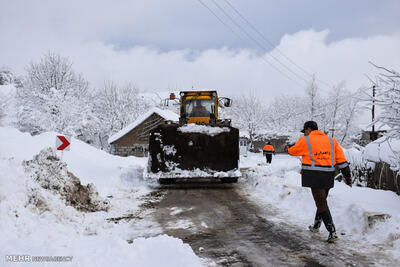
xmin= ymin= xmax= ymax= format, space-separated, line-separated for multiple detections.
xmin=241 ymin=153 xmax=400 ymax=261
xmin=23 ymin=147 xmax=109 ymax=212
xmin=0 ymin=127 xmax=203 ymax=266
xmin=0 ymin=127 xmax=148 ymax=196
xmin=364 ymin=137 xmax=400 ymax=171
xmin=178 ymin=124 xmax=230 ymax=136
xmin=2 ymin=234 xmax=202 ymax=267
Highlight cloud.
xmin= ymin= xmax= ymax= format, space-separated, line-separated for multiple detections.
xmin=1 ymin=23 xmax=400 ymax=103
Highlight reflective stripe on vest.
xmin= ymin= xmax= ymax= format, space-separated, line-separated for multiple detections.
xmin=337 ymin=161 xmax=349 ymax=169
xmin=304 ymin=135 xmax=335 ymax=172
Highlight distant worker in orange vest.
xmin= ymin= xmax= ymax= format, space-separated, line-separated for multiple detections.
xmin=263 ymin=142 xmax=275 ymax=164
xmin=284 ymin=121 xmax=352 ymax=243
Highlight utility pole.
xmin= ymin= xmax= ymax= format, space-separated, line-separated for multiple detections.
xmin=371 ymin=85 xmax=376 ymax=141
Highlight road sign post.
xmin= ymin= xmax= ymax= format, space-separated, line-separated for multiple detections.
xmin=56 ymin=136 xmax=71 ymax=161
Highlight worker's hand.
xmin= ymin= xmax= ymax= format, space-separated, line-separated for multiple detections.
xmin=345 ymin=177 xmax=353 ymax=187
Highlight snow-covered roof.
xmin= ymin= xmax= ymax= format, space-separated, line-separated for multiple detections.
xmin=108 ymin=107 xmax=179 ymax=144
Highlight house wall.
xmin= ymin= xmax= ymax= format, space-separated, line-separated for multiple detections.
xmin=251 ymin=137 xmax=290 ymax=153
xmin=110 ymin=113 xmax=166 ymax=157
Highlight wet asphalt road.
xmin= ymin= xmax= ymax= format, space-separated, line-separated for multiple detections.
xmin=148 ymin=182 xmax=393 ymax=267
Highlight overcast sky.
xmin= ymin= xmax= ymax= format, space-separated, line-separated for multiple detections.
xmin=1 ymin=0 xmax=400 ymax=105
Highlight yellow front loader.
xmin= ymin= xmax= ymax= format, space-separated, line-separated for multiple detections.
xmin=147 ymin=90 xmax=240 ymax=184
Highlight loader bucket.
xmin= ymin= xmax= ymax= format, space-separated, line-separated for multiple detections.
xmin=147 ymin=123 xmax=240 ymax=183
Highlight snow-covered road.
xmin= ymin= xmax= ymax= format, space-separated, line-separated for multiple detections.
xmin=1 ymin=128 xmax=399 ymax=266
xmin=148 ymin=181 xmax=394 ymax=266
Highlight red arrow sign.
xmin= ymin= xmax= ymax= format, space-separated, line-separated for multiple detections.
xmin=56 ymin=135 xmax=71 ymax=151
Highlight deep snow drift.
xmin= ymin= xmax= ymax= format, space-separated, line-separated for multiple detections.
xmin=240 ymin=152 xmax=400 ymax=263
xmin=0 ymin=127 xmax=203 ymax=267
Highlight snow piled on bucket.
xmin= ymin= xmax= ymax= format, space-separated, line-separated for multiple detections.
xmin=145 ymin=167 xmax=241 ymax=180
xmin=240 ymin=153 xmax=400 ymax=261
xmin=178 ymin=124 xmax=231 ymax=136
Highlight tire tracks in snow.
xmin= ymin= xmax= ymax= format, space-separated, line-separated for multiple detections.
xmin=150 ymin=183 xmax=385 ymax=266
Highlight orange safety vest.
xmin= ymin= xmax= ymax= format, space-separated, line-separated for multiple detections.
xmin=263 ymin=144 xmax=275 ymax=153
xmin=288 ymin=130 xmax=348 ymax=172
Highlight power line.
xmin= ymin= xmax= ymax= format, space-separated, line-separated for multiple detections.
xmin=270 ymin=90 xmax=360 ymax=123
xmin=222 ymin=0 xmax=333 ymax=89
xmin=197 ymin=0 xmax=305 ymax=87
xmin=210 ymin=0 xmax=310 ymax=86
xmin=223 ymin=1 xmax=309 ymax=76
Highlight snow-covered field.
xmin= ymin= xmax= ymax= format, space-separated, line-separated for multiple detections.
xmin=0 ymin=127 xmax=203 ymax=267
xmin=240 ymin=152 xmax=400 ymax=262
xmin=1 ymin=126 xmax=400 ymax=266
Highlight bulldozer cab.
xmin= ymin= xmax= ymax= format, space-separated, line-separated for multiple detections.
xmin=180 ymin=91 xmax=218 ymax=125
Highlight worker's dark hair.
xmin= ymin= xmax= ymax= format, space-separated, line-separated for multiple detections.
xmin=267 ymin=141 xmax=271 ymax=145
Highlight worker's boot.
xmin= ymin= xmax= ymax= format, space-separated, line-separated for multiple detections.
xmin=308 ymin=211 xmax=322 ymax=233
xmin=321 ymin=210 xmax=339 ymax=243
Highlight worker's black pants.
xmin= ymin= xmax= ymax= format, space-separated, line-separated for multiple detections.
xmin=265 ymin=154 xmax=272 ymax=163
xmin=311 ymin=188 xmax=336 ymax=233
xmin=311 ymin=188 xmax=330 ymax=213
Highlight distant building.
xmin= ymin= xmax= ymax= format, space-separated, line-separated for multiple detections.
xmin=108 ymin=107 xmax=179 ymax=157
xmin=239 ymin=137 xmax=249 ymax=156
xmin=252 ymin=137 xmax=290 ymax=153
xmin=239 ymin=130 xmax=290 ymax=153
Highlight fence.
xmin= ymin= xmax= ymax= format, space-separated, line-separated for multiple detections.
xmin=367 ymin=162 xmax=400 ymax=195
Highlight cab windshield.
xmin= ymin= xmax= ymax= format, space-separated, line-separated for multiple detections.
xmin=183 ymin=98 xmax=215 ymax=117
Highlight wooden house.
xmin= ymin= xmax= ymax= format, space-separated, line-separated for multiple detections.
xmin=108 ymin=107 xmax=179 ymax=157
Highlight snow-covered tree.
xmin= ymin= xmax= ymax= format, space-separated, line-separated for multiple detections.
xmin=265 ymin=94 xmax=305 ymax=132
xmin=370 ymin=64 xmax=400 ymax=139
xmin=319 ymin=82 xmax=361 ymax=144
xmin=0 ymin=68 xmax=23 ymax=87
xmin=306 ymin=75 xmax=321 ymax=121
xmin=0 ymin=92 xmax=6 ymax=125
xmin=93 ymin=81 xmax=149 ymax=150
xmin=17 ymin=52 xmax=92 ymax=136
xmin=339 ymin=91 xmax=361 ymax=145
xmin=229 ymin=91 xmax=268 ymax=149
xmin=368 ymin=63 xmax=400 ymax=171
xmin=327 ymin=82 xmax=346 ymax=137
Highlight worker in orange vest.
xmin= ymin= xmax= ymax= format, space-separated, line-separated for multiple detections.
xmin=284 ymin=121 xmax=352 ymax=243
xmin=263 ymin=142 xmax=275 ymax=163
